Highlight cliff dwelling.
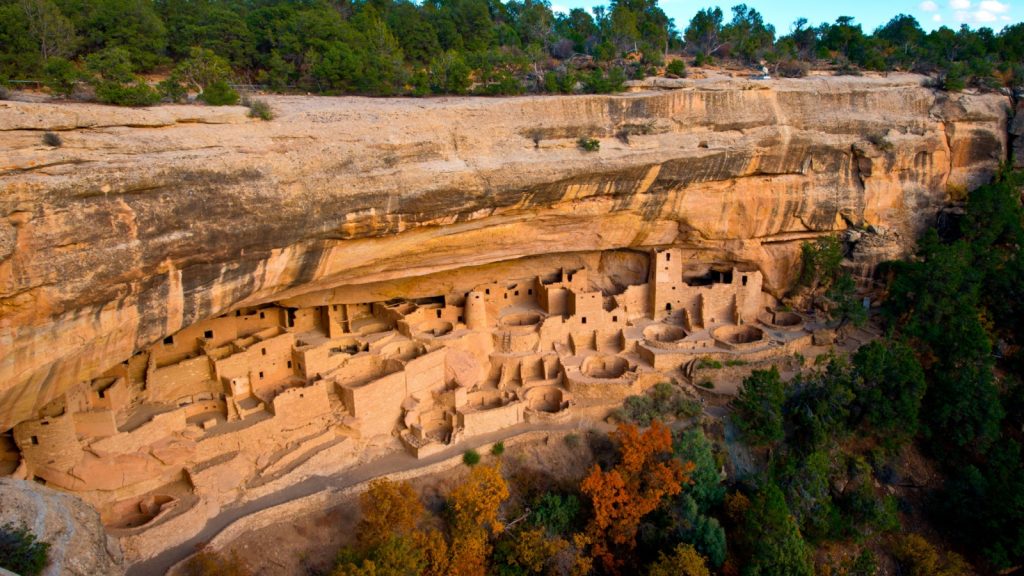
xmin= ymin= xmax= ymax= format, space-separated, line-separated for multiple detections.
xmin=0 ymin=248 xmax=823 ymax=538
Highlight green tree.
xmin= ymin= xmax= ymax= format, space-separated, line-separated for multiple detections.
xmin=19 ymin=0 xmax=76 ymax=62
xmin=732 ymin=368 xmax=785 ymax=446
xmin=175 ymin=46 xmax=232 ymax=92
xmin=740 ymin=484 xmax=814 ymax=576
xmin=673 ymin=429 xmax=724 ymax=512
xmin=429 ymin=50 xmax=471 ymax=93
xmin=721 ymin=4 xmax=775 ymax=63
xmin=60 ymin=0 xmax=167 ymax=69
xmin=783 ymin=360 xmax=855 ymax=452
xmin=850 ymin=339 xmax=926 ymax=444
xmin=0 ymin=4 xmax=40 ymax=76
xmin=684 ymin=7 xmax=724 ymax=57
xmin=0 ymin=523 xmax=50 ymax=576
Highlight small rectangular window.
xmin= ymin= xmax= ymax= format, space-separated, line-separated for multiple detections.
xmin=515 ymin=290 xmax=519 ymax=296
xmin=204 ymin=330 xmax=214 ymax=339
xmin=259 ymin=371 xmax=264 ymax=379
xmin=287 ymin=361 xmax=293 ymax=369
xmin=436 ymin=310 xmax=442 ymax=318
xmin=261 ymin=348 xmax=266 ymax=356
xmin=528 ymin=289 xmax=533 ymax=295
xmin=581 ymin=317 xmax=587 ymax=324
xmin=163 ymin=335 xmax=174 ymax=345
xmin=612 ymin=316 xmax=618 ymax=322
xmin=742 ymin=275 xmax=748 ymax=286
xmin=666 ymin=253 xmax=671 ymax=261
xmin=485 ymin=288 xmax=491 ymax=295
xmin=260 ymin=312 xmax=265 ymax=319
xmin=30 ymin=436 xmax=39 ymax=445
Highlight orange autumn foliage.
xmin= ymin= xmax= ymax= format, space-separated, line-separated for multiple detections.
xmin=581 ymin=421 xmax=693 ymax=572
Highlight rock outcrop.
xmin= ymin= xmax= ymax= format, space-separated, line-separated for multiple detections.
xmin=0 ymin=478 xmax=125 ymax=576
xmin=0 ymin=73 xmax=1011 ymax=431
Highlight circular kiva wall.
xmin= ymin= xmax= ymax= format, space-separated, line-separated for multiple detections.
xmin=527 ymin=385 xmax=565 ymax=413
xmin=643 ymin=323 xmax=688 ymax=343
xmin=500 ymin=312 xmax=543 ymax=328
xmin=712 ymin=325 xmax=766 ymax=349
xmin=581 ymin=355 xmax=630 ymax=379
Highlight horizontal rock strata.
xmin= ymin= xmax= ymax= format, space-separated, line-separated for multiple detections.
xmin=0 ymin=73 xmax=1011 ymax=431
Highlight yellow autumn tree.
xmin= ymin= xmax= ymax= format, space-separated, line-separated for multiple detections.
xmin=357 ymin=478 xmax=425 ymax=548
xmin=445 ymin=463 xmax=510 ymax=576
xmin=449 ymin=463 xmax=510 ymax=535
xmin=648 ymin=543 xmax=711 ymax=576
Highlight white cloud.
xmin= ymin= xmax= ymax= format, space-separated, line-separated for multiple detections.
xmin=979 ymin=0 xmax=1011 ymax=11
xmin=551 ymin=4 xmax=568 ymax=13
xmin=920 ymin=0 xmax=939 ymax=10
xmin=972 ymin=9 xmax=998 ymax=20
xmin=950 ymin=0 xmax=971 ymax=9
xmin=1001 ymin=13 xmax=1012 ymax=18
xmin=933 ymin=13 xmax=944 ymax=20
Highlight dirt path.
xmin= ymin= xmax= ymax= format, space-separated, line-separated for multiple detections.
xmin=126 ymin=417 xmax=609 ymax=576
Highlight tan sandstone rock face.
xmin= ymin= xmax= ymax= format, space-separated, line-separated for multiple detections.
xmin=0 ymin=74 xmax=1011 ymax=432
xmin=0 ymin=478 xmax=125 ymax=576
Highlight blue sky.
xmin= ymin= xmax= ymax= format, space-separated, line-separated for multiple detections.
xmin=547 ymin=0 xmax=1021 ymax=34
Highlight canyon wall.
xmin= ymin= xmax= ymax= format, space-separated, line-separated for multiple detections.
xmin=0 ymin=73 xmax=1012 ymax=432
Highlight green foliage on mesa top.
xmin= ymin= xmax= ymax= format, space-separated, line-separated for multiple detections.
xmin=2 ymin=0 xmax=1022 ymax=106
xmin=0 ymin=522 xmax=50 ymax=576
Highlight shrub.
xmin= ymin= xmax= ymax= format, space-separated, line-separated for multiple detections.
xmin=941 ymin=64 xmax=967 ymax=91
xmin=200 ymin=80 xmax=239 ymax=106
xmin=891 ymin=534 xmax=972 ymax=576
xmin=157 ymin=74 xmax=187 ymax=103
xmin=578 ymin=137 xmax=600 ymax=152
xmin=564 ymin=433 xmax=580 ymax=447
xmin=777 ymin=59 xmax=809 ymax=78
xmin=724 ymin=359 xmax=747 ymax=367
xmin=244 ymin=97 xmax=273 ymax=120
xmin=463 ymin=448 xmax=481 ymax=466
xmin=0 ymin=522 xmax=50 ymax=576
xmin=697 ymin=358 xmax=723 ymax=369
xmin=543 ymin=70 xmax=577 ymax=94
xmin=490 ymin=441 xmax=504 ymax=456
xmin=665 ymin=59 xmax=687 ymax=78
xmin=581 ymin=67 xmax=625 ymax=93
xmin=43 ymin=57 xmax=78 ymax=97
xmin=42 ymin=132 xmax=62 ymax=147
xmin=694 ymin=53 xmax=713 ymax=67
xmin=866 ymin=133 xmax=893 ymax=152
xmin=95 ymin=81 xmax=161 ymax=107
xmin=698 ymin=380 xmax=714 ymax=389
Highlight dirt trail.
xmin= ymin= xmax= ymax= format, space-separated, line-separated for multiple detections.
xmin=126 ymin=417 xmax=608 ymax=576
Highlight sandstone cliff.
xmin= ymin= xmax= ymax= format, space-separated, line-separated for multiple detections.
xmin=0 ymin=478 xmax=125 ymax=575
xmin=0 ymin=74 xmax=1011 ymax=431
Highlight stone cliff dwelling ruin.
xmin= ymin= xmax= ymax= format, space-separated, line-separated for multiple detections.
xmin=2 ymin=248 xmax=817 ymax=534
